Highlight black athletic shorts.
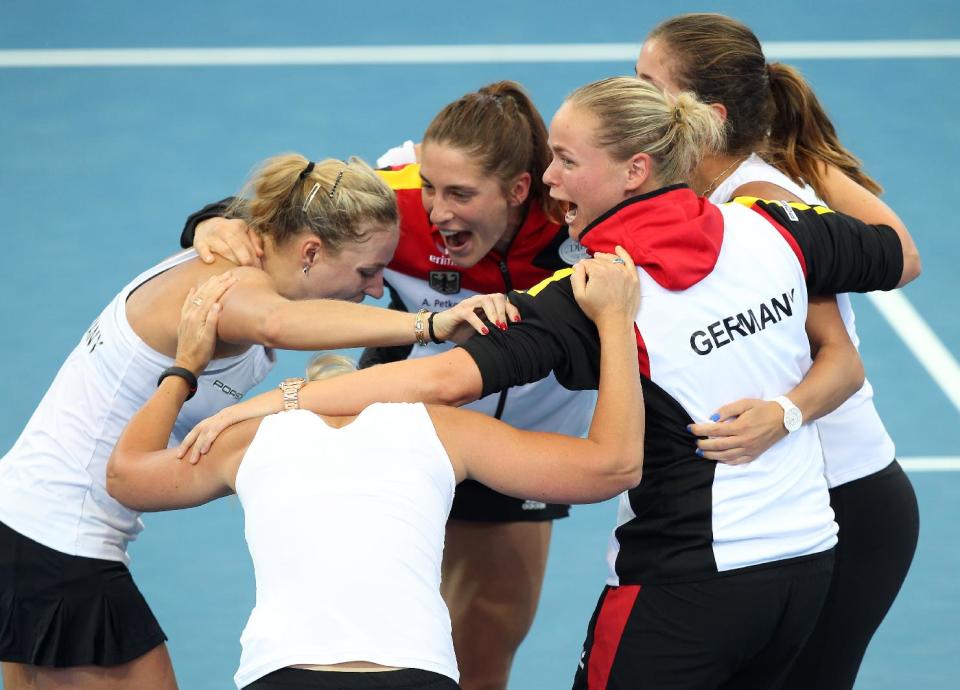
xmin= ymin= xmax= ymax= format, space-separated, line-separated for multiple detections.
xmin=449 ymin=479 xmax=569 ymax=522
xmin=572 ymin=552 xmax=834 ymax=690
xmin=0 ymin=519 xmax=167 ymax=667
xmin=245 ymin=667 xmax=461 ymax=689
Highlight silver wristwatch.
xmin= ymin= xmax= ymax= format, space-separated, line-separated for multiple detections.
xmin=278 ymin=377 xmax=306 ymax=411
xmin=772 ymin=395 xmax=803 ymax=433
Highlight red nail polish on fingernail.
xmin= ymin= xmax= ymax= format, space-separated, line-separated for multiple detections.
xmin=512 ymin=315 xmax=521 ymax=322
xmin=481 ymin=327 xmax=490 ymax=335
xmin=498 ymin=321 xmax=507 ymax=331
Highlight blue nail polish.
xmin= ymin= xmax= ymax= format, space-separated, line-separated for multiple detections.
xmin=710 ymin=413 xmax=720 ymax=422
xmin=686 ymin=425 xmax=693 ymax=434
xmin=695 ymin=448 xmax=704 ymax=457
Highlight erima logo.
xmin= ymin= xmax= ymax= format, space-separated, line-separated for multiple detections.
xmin=690 ymin=289 xmax=796 ymax=355
xmin=522 ymin=500 xmax=547 ymax=511
xmin=429 ymin=254 xmax=457 ymax=267
xmin=212 ymin=380 xmax=244 ymax=400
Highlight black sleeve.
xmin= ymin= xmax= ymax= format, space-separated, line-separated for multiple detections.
xmin=358 ymin=282 xmax=414 ymax=368
xmin=179 ymin=197 xmax=236 ymax=248
xmin=751 ymin=199 xmax=904 ymax=295
xmin=459 ymin=272 xmax=601 ymax=398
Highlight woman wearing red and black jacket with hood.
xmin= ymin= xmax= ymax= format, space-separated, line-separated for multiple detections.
xmin=180 ymin=76 xmax=916 ymax=689
xmin=180 ymin=82 xmax=596 ymax=690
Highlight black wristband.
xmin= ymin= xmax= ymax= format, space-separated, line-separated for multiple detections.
xmin=157 ymin=366 xmax=198 ymax=400
xmin=427 ymin=311 xmax=443 ymax=344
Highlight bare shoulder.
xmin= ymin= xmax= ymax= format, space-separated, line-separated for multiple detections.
xmin=423 ymin=404 xmax=498 ymax=482
xmin=206 ymin=416 xmax=266 ymax=484
xmin=730 ymin=181 xmax=803 ymax=203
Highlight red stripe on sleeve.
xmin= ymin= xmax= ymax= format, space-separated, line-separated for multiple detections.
xmin=749 ymin=204 xmax=808 ymax=278
xmin=587 ymin=585 xmax=641 ymax=690
xmin=635 ymin=325 xmax=650 ymax=379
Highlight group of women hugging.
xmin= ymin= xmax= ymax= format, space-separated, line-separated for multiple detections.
xmin=0 ymin=13 xmax=921 ymax=690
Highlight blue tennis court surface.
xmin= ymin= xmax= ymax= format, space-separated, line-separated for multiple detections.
xmin=2 ymin=2 xmax=958 ymax=687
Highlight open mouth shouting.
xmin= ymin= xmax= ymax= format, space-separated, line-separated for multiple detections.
xmin=438 ymin=228 xmax=473 ymax=255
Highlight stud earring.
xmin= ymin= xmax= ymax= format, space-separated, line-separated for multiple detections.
xmin=302 ymin=265 xmax=310 ymax=275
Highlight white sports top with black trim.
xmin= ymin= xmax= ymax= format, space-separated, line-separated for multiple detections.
xmin=711 ymin=154 xmax=896 ymax=487
xmin=233 ymin=404 xmax=458 ymax=689
xmin=0 ymin=250 xmax=274 ymax=564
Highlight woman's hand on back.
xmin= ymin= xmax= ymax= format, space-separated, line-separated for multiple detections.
xmin=432 ymin=293 xmax=522 ymax=345
xmin=174 ymin=272 xmax=237 ymax=375
xmin=194 ymin=217 xmax=263 ymax=267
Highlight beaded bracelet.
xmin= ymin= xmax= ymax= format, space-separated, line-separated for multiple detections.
xmin=414 ymin=308 xmax=429 ymax=346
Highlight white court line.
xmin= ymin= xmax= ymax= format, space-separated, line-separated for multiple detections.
xmin=899 ymin=457 xmax=960 ymax=472
xmin=867 ymin=291 xmax=960 ymax=416
xmin=1 ymin=40 xmax=960 ymax=67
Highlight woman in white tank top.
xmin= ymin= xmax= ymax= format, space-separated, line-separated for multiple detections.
xmin=0 ymin=153 xmax=514 ymax=690
xmin=106 ymin=248 xmax=643 ymax=690
xmin=634 ymin=14 xmax=921 ymax=689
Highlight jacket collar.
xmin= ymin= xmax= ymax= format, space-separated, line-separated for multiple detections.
xmin=579 ymin=185 xmax=724 ymax=290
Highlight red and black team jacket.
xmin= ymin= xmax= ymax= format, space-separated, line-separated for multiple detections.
xmin=461 ymin=184 xmax=904 ymax=585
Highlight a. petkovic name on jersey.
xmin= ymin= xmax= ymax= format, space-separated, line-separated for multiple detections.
xmin=690 ymin=289 xmax=797 ymax=355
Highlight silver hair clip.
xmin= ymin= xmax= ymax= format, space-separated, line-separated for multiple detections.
xmin=328 ymin=169 xmax=345 ymax=199
xmin=302 ymin=183 xmax=321 ymax=212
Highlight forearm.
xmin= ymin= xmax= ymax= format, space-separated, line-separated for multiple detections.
xmin=235 ymin=349 xmax=480 ymax=420
xmin=115 ymin=377 xmax=189 ymax=455
xmin=789 ymin=296 xmax=865 ymax=422
xmin=258 ymin=299 xmax=426 ymax=350
xmin=789 ymin=340 xmax=864 ymax=423
xmin=588 ymin=317 xmax=644 ymax=474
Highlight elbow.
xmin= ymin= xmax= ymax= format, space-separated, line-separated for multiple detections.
xmin=606 ymin=450 xmax=643 ymax=495
xmin=105 ymin=454 xmax=127 ymax=503
xmin=421 ymin=372 xmax=473 ymax=407
xmin=105 ymin=451 xmax=144 ymax=511
xmin=846 ymin=357 xmax=866 ymax=398
xmin=898 ymin=252 xmax=922 ymax=288
xmin=417 ymin=353 xmax=483 ymax=406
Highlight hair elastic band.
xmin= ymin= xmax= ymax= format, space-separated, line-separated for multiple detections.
xmin=302 ymin=183 xmax=321 ymax=211
xmin=299 ymin=161 xmax=316 ymax=180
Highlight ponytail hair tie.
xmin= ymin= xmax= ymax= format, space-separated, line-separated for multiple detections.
xmin=298 ymin=161 xmax=315 ymax=180
xmin=673 ymin=105 xmax=683 ymax=124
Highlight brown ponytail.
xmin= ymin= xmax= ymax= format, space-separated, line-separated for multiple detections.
xmin=649 ymin=13 xmax=882 ymax=197
xmin=766 ymin=62 xmax=882 ymax=195
xmin=423 ymin=80 xmax=563 ymax=222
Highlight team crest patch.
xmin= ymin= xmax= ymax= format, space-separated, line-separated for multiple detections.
xmin=429 ymin=271 xmax=461 ymax=295
xmin=558 ymin=237 xmax=590 ymax=265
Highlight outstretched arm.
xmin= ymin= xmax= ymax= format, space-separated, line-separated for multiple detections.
xmin=178 ymin=347 xmax=483 ymax=464
xmin=431 ymin=247 xmax=644 ymax=504
xmin=211 ymin=265 xmax=516 ymax=351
